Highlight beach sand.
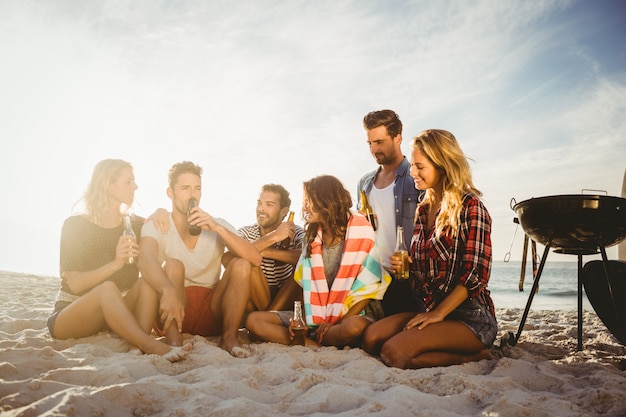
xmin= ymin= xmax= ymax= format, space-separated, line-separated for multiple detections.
xmin=1 ymin=271 xmax=625 ymax=417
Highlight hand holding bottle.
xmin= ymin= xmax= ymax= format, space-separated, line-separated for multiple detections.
xmin=122 ymin=214 xmax=138 ymax=265
xmin=290 ymin=301 xmax=307 ymax=345
xmin=114 ymin=235 xmax=139 ymax=268
xmin=187 ymin=198 xmax=202 ymax=236
xmin=277 ymin=211 xmax=296 ymax=250
xmin=393 ymin=226 xmax=410 ymax=279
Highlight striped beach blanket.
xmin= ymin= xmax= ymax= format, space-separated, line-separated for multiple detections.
xmin=294 ymin=212 xmax=391 ymax=326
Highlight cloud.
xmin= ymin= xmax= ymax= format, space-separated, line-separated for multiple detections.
xmin=0 ymin=0 xmax=624 ymax=274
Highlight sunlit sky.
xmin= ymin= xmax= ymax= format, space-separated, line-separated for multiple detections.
xmin=1 ymin=0 xmax=625 ymax=276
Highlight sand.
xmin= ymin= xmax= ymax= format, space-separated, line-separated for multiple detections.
xmin=1 ymin=271 xmax=625 ymax=417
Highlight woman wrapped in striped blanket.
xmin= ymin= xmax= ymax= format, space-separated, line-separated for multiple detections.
xmin=245 ymin=175 xmax=391 ymax=347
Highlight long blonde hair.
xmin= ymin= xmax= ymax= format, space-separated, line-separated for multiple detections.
xmin=82 ymin=159 xmax=134 ymax=225
xmin=413 ymin=129 xmax=481 ymax=237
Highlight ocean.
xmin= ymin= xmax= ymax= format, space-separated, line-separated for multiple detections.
xmin=489 ymin=260 xmax=592 ymax=311
xmin=2 ymin=260 xmax=596 ymax=313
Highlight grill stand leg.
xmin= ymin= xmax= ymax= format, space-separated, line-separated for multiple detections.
xmin=508 ymin=244 xmax=551 ymax=346
xmin=577 ymin=253 xmax=583 ymax=351
xmin=510 ymin=244 xmax=610 ymax=351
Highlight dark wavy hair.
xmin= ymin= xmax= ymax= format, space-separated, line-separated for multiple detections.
xmin=363 ymin=109 xmax=403 ymax=138
xmin=302 ymin=175 xmax=352 ymax=258
xmin=261 ymin=183 xmax=291 ymax=209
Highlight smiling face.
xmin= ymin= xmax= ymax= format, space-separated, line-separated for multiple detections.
xmin=410 ymin=147 xmax=444 ymax=194
xmin=256 ymin=190 xmax=288 ymax=232
xmin=107 ymin=167 xmax=138 ymax=206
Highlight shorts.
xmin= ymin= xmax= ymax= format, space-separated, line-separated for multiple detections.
xmin=47 ymin=301 xmax=71 ymax=338
xmin=446 ymin=298 xmax=498 ymax=346
xmin=274 ymin=300 xmax=385 ymax=330
xmin=155 ymin=286 xmax=221 ymax=337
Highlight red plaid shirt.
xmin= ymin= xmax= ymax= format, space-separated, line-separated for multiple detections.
xmin=410 ymin=194 xmax=495 ymax=317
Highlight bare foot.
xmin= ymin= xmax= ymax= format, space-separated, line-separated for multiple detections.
xmin=461 ymin=348 xmax=494 ymax=364
xmin=163 ymin=342 xmax=193 ymax=363
xmin=475 ymin=348 xmax=494 ymax=361
xmin=304 ymin=338 xmax=320 ymax=348
xmin=164 ymin=322 xmax=183 ymax=347
xmin=220 ymin=335 xmax=246 ymax=357
xmin=229 ymin=346 xmax=250 ymax=358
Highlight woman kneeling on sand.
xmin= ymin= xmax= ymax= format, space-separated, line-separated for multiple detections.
xmin=47 ymin=159 xmax=191 ymax=362
xmin=362 ymin=129 xmax=498 ymax=369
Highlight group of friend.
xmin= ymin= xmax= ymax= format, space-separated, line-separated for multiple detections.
xmin=47 ymin=110 xmax=498 ymax=369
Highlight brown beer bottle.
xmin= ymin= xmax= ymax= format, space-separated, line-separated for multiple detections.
xmin=394 ymin=226 xmax=409 ymax=279
xmin=277 ymin=211 xmax=295 ymax=250
xmin=359 ymin=190 xmax=377 ymax=231
xmin=188 ymin=198 xmax=201 ymax=236
xmin=291 ymin=301 xmax=307 ymax=346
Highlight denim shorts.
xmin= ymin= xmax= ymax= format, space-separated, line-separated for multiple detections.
xmin=446 ymin=298 xmax=498 ymax=346
xmin=274 ymin=300 xmax=384 ymax=331
xmin=47 ymin=301 xmax=71 ymax=338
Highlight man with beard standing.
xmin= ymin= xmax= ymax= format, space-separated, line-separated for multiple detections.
xmin=357 ymin=110 xmax=424 ymax=316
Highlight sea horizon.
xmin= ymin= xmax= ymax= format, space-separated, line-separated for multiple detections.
xmin=1 ymin=260 xmax=595 ymax=313
xmin=490 ymin=260 xmax=593 ymax=311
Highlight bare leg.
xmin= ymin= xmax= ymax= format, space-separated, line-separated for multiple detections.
xmin=267 ymin=278 xmax=302 ymax=311
xmin=321 ymin=316 xmax=372 ymax=347
xmin=245 ymin=311 xmax=292 ymax=344
xmin=249 ymin=266 xmax=271 ymax=312
xmin=399 ymin=348 xmax=493 ymax=367
xmin=125 ymin=277 xmax=159 ymax=334
xmin=361 ymin=312 xmax=414 ymax=355
xmin=211 ymin=258 xmax=252 ymax=355
xmin=53 ymin=281 xmax=190 ymax=362
xmin=379 ymin=320 xmax=487 ymax=369
xmin=160 ymin=259 xmax=186 ymax=347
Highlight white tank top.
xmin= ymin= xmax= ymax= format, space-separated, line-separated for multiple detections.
xmin=368 ymin=182 xmax=395 ymax=269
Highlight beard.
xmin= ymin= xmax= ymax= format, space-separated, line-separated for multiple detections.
xmin=374 ymin=152 xmax=395 ymax=165
xmin=256 ymin=213 xmax=280 ymax=229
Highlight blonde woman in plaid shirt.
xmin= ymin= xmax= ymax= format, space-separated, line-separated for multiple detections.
xmin=362 ymin=129 xmax=497 ymax=369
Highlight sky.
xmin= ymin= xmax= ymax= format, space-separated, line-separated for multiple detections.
xmin=1 ymin=0 xmax=625 ymax=276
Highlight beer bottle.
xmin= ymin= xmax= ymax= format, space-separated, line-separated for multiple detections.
xmin=277 ymin=211 xmax=295 ymax=250
xmin=122 ymin=214 xmax=137 ymax=264
xmin=291 ymin=301 xmax=307 ymax=346
xmin=359 ymin=190 xmax=377 ymax=231
xmin=394 ymin=226 xmax=409 ymax=279
xmin=188 ymin=198 xmax=201 ymax=236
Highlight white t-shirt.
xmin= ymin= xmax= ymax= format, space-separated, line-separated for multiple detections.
xmin=368 ymin=183 xmax=395 ymax=269
xmin=141 ymin=213 xmax=237 ymax=288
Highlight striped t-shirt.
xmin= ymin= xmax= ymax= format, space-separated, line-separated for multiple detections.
xmin=238 ymin=224 xmax=305 ymax=289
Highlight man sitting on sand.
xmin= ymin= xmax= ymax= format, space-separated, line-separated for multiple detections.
xmin=138 ymin=161 xmax=262 ymax=356
xmin=223 ymin=183 xmax=304 ymax=313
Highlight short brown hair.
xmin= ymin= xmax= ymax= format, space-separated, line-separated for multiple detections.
xmin=168 ymin=161 xmax=202 ymax=189
xmin=363 ymin=109 xmax=403 ymax=138
xmin=261 ymin=183 xmax=291 ymax=209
